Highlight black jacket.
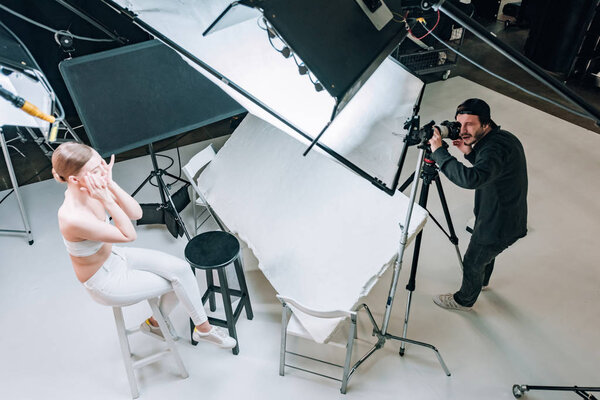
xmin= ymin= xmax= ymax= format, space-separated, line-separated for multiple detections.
xmin=430 ymin=127 xmax=528 ymax=245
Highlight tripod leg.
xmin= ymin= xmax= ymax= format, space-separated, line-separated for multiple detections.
xmin=434 ymin=176 xmax=464 ymax=270
xmin=131 ymin=173 xmax=154 ymax=198
xmin=398 ymin=172 xmax=415 ymax=193
xmin=381 ymin=147 xmax=426 ymax=335
xmin=400 ymin=179 xmax=430 ymax=356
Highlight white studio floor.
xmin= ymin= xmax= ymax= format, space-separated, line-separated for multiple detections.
xmin=0 ymin=77 xmax=598 ymax=400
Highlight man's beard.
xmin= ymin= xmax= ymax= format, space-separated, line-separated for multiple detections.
xmin=462 ymin=126 xmax=487 ymax=146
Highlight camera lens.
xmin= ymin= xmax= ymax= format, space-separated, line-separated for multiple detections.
xmin=437 ymin=121 xmax=461 ymax=140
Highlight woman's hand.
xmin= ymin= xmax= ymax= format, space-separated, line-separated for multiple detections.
xmin=80 ymin=172 xmax=113 ymax=203
xmin=101 ymin=154 xmax=115 ymax=187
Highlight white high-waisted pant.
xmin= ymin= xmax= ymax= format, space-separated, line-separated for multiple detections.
xmin=83 ymin=246 xmax=208 ymax=325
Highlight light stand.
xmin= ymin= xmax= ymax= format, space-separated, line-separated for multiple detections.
xmin=346 ymin=130 xmax=452 ymax=383
xmin=0 ymin=126 xmax=33 ymax=245
xmin=131 ymin=143 xmax=191 ymax=240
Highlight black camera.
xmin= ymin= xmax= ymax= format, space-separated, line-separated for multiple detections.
xmin=404 ymin=119 xmax=462 ymax=147
xmin=436 ymin=120 xmax=461 ymax=140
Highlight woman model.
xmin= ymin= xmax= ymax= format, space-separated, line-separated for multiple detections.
xmin=52 ymin=142 xmax=235 ymax=348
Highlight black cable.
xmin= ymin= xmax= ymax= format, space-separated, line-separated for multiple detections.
xmin=148 ymin=153 xmax=175 ymax=187
xmin=0 ymin=4 xmax=114 ymax=42
xmin=176 ymin=145 xmax=182 ymax=181
xmin=256 ymin=16 xmax=268 ymax=31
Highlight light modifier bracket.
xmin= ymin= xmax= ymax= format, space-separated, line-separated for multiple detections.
xmin=354 ymin=0 xmax=393 ymax=31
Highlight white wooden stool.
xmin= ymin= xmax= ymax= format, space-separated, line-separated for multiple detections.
xmin=112 ymin=294 xmax=188 ymax=398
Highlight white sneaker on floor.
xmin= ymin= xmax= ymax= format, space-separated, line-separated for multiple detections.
xmin=193 ymin=326 xmax=237 ymax=349
xmin=433 ymin=293 xmax=472 ymax=311
xmin=140 ymin=319 xmax=165 ymax=341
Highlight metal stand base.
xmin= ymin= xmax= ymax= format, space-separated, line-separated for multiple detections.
xmin=513 ymin=384 xmax=599 ymax=399
xmin=346 ymin=304 xmax=451 ymax=385
xmin=344 ymin=142 xmax=454 ymax=389
xmin=0 ymin=128 xmax=33 ymax=245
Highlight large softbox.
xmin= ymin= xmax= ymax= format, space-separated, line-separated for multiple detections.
xmin=59 ymin=39 xmax=245 ymax=157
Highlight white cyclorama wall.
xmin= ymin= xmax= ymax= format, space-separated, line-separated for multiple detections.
xmin=197 ymin=115 xmax=428 ymax=344
xmin=112 ymin=0 xmax=424 ymax=188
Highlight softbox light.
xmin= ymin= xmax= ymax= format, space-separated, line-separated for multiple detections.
xmin=59 ymin=40 xmax=245 ymax=157
xmin=103 ymin=0 xmax=424 ymax=193
xmin=207 ymin=0 xmax=408 ymax=110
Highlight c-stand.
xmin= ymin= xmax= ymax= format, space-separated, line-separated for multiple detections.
xmin=131 ymin=143 xmax=191 ymax=240
xmin=395 ymin=141 xmax=464 ymax=356
xmin=347 ymin=118 xmax=464 ymax=382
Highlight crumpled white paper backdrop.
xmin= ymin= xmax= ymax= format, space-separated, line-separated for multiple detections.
xmin=198 ymin=115 xmax=427 ymax=343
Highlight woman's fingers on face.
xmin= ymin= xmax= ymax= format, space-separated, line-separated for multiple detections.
xmin=88 ymin=174 xmax=100 ymax=189
xmin=92 ymin=174 xmax=105 ymax=188
xmin=109 ymin=154 xmax=115 ymax=168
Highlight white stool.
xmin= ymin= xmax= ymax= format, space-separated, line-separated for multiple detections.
xmin=111 ymin=292 xmax=188 ymax=398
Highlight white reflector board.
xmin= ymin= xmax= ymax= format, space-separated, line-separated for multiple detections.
xmin=198 ymin=115 xmax=428 ymax=343
xmin=110 ymin=0 xmax=424 ymax=189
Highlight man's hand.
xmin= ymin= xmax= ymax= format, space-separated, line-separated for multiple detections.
xmin=452 ymin=138 xmax=472 ymax=155
xmin=428 ymin=128 xmax=443 ymax=152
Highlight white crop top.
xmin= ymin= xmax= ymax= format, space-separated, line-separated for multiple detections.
xmin=62 ymin=215 xmax=109 ymax=257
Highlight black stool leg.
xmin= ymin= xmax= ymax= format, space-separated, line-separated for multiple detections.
xmin=234 ymin=258 xmax=253 ymax=320
xmin=205 ymin=270 xmax=216 ymax=312
xmin=218 ymin=267 xmax=239 ymax=355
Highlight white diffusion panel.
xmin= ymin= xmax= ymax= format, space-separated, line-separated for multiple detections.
xmin=197 ymin=115 xmax=428 ymax=343
xmin=111 ymin=0 xmax=424 ymax=188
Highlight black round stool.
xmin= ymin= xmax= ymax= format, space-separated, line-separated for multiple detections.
xmin=184 ymin=231 xmax=253 ymax=355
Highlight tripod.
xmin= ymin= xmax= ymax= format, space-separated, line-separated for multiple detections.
xmin=347 ymin=136 xmax=464 ymax=382
xmin=395 ymin=143 xmax=464 ymax=355
xmin=131 ymin=143 xmax=191 ymax=240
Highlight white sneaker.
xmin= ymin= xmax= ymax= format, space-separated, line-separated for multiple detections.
xmin=433 ymin=293 xmax=472 ymax=311
xmin=193 ymin=326 xmax=237 ymax=349
xmin=140 ymin=319 xmax=165 ymax=341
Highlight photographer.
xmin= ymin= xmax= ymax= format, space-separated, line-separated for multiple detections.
xmin=428 ymin=98 xmax=528 ymax=311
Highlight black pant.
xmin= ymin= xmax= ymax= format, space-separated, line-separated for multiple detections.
xmin=453 ymin=237 xmax=515 ymax=307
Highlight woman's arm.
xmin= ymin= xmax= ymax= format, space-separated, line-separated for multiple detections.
xmin=108 ymin=181 xmax=143 ymax=220
xmin=65 ymin=173 xmax=137 ymax=242
xmin=102 ymin=155 xmax=143 ymax=220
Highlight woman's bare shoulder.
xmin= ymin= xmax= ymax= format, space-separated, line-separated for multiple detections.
xmin=57 ymin=204 xmax=96 ymax=237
